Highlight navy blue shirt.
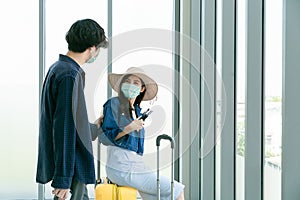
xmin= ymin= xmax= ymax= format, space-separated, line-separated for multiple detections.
xmin=36 ymin=55 xmax=100 ymax=189
xmin=102 ymin=97 xmax=145 ymax=155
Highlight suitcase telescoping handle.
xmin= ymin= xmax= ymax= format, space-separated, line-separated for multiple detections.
xmin=97 ymin=141 xmax=102 ymax=183
xmin=156 ymin=134 xmax=175 ymax=200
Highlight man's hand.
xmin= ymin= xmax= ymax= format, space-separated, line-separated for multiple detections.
xmin=94 ymin=114 xmax=104 ymax=129
xmin=52 ymin=188 xmax=70 ymax=200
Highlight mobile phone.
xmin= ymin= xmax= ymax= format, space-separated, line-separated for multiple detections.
xmin=140 ymin=108 xmax=153 ymax=121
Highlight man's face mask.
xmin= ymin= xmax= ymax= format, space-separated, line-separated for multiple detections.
xmin=87 ymin=48 xmax=100 ymax=64
xmin=121 ymin=83 xmax=141 ymax=99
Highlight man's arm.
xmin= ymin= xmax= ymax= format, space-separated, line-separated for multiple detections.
xmin=51 ymin=76 xmax=77 ymax=189
xmin=90 ymin=115 xmax=104 ymax=141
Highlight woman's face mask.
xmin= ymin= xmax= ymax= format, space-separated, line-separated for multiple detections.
xmin=121 ymin=83 xmax=141 ymax=99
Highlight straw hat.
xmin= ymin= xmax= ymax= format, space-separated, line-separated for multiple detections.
xmin=108 ymin=67 xmax=158 ymax=101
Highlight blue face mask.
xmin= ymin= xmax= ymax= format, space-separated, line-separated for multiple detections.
xmin=86 ymin=56 xmax=96 ymax=63
xmin=121 ymin=83 xmax=141 ymax=99
xmin=86 ymin=49 xmax=99 ymax=64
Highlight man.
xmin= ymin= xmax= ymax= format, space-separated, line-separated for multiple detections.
xmin=36 ymin=19 xmax=108 ymax=200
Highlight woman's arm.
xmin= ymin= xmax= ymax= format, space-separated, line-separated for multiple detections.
xmin=114 ymin=118 xmax=143 ymax=140
xmin=101 ymin=103 xmax=123 ymax=142
xmin=102 ymin=99 xmax=144 ymax=141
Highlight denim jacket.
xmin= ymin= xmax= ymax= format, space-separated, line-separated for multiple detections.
xmin=102 ymin=97 xmax=145 ymax=155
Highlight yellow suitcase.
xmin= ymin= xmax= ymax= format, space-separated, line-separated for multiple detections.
xmin=95 ymin=179 xmax=117 ymax=200
xmin=96 ymin=141 xmax=137 ymax=200
xmin=95 ymin=178 xmax=137 ymax=200
xmin=117 ymin=186 xmax=137 ymax=200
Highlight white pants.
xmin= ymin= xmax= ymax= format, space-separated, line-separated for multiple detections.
xmin=106 ymin=146 xmax=184 ymax=200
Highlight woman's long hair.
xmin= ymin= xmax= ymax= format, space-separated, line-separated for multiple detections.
xmin=118 ymin=74 xmax=146 ymax=119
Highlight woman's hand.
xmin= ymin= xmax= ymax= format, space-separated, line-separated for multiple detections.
xmin=123 ymin=118 xmax=144 ymax=134
xmin=115 ymin=117 xmax=144 ymax=140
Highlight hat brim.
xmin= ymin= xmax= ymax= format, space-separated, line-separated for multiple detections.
xmin=108 ymin=72 xmax=158 ymax=101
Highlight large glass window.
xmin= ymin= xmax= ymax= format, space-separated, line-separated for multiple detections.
xmin=111 ymin=0 xmax=174 ymax=177
xmin=45 ymin=0 xmax=108 ymax=198
xmin=235 ymin=0 xmax=246 ymax=199
xmin=0 ymin=0 xmax=39 ymax=198
xmin=45 ymin=0 xmax=175 ymax=198
xmin=215 ymin=0 xmax=223 ymax=199
xmin=45 ymin=1 xmax=108 ymax=71
xmin=264 ymin=0 xmax=283 ymax=199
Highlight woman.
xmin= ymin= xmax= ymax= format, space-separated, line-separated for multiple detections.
xmin=101 ymin=67 xmax=185 ymax=200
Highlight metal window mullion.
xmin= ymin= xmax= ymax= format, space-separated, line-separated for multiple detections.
xmin=282 ymin=0 xmax=300 ymax=199
xmin=38 ymin=0 xmax=45 ymax=199
xmin=179 ymin=0 xmax=192 ymax=199
xmin=220 ymin=0 xmax=236 ymax=199
xmin=173 ymin=0 xmax=181 ymax=185
xmin=201 ymin=0 xmax=216 ymax=200
xmin=107 ymin=0 xmax=112 ymax=97
xmin=245 ymin=0 xmax=264 ymax=200
xmin=190 ymin=0 xmax=201 ymax=199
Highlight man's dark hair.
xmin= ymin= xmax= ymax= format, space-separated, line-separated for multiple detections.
xmin=65 ymin=19 xmax=108 ymax=53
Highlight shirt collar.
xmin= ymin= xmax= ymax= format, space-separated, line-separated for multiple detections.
xmin=59 ymin=54 xmax=85 ymax=77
